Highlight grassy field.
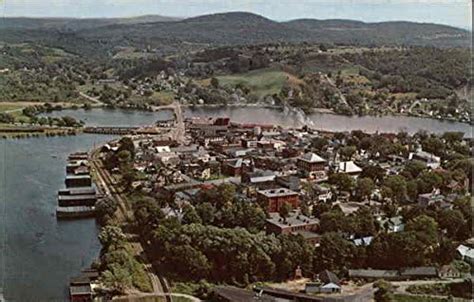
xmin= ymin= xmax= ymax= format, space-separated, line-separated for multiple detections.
xmin=216 ymin=68 xmax=290 ymax=98
xmin=0 ymin=103 xmax=25 ymax=113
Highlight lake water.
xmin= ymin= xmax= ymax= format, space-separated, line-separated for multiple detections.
xmin=43 ymin=107 xmax=472 ymax=136
xmin=2 ymin=106 xmax=471 ymax=301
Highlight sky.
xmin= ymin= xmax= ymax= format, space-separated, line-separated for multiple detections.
xmin=0 ymin=0 xmax=471 ymax=29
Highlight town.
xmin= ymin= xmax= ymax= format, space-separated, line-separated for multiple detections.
xmin=65 ymin=108 xmax=472 ymax=301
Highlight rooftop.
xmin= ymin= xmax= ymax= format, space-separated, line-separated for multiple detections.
xmin=267 ymin=211 xmax=319 ymax=228
xmin=258 ymin=187 xmax=298 ymax=198
xmin=338 ymin=161 xmax=362 ymax=174
xmin=299 ymin=152 xmax=326 ymax=163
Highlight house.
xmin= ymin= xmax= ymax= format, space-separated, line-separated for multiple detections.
xmin=409 ymin=150 xmax=441 ymax=169
xmin=352 ymin=236 xmax=374 ymax=247
xmin=438 ymin=264 xmax=467 ymax=279
xmin=378 ymin=216 xmax=405 ymax=233
xmin=338 ymin=161 xmax=362 ymax=177
xmin=305 ymin=270 xmax=341 ymax=294
xmin=257 ymin=188 xmax=299 ymax=212
xmin=313 ymin=184 xmax=333 ymax=203
xmin=156 ymin=152 xmax=180 ymax=166
xmin=418 ymin=190 xmax=446 ymax=208
xmin=266 ymin=212 xmax=319 ymax=244
xmin=241 ymin=169 xmax=276 ymax=190
xmin=221 ymin=159 xmax=242 ymax=176
xmin=297 ymin=152 xmax=326 ymax=174
xmin=456 ymin=244 xmax=474 ymax=264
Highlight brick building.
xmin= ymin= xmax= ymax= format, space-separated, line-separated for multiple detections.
xmin=257 ymin=187 xmax=299 ymax=212
xmin=297 ymin=152 xmax=326 ymax=173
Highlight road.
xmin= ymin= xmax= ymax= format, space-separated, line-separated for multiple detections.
xmin=151 ymin=101 xmax=185 ymax=143
xmin=78 ymin=91 xmax=105 ymax=106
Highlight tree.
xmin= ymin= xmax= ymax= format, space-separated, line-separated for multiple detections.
xmin=210 ymin=77 xmax=219 ymax=88
xmin=373 ymin=280 xmax=393 ymax=302
xmin=320 ymin=210 xmax=354 ymax=233
xmin=99 ymin=226 xmax=126 ymax=250
xmin=406 ymin=215 xmax=438 ymax=246
xmin=311 ymin=137 xmax=328 ymax=152
xmin=313 ymin=233 xmax=357 ymax=272
xmin=437 ymin=209 xmax=464 ymax=239
xmin=416 ymin=171 xmax=443 ymax=194
xmin=117 ymin=150 xmax=132 ymax=164
xmin=118 ymin=137 xmax=135 ymax=159
xmin=95 ymin=198 xmax=118 ymax=224
xmin=120 ymin=166 xmax=136 ymax=192
xmin=279 ymin=202 xmax=292 ymax=221
xmin=404 ymin=160 xmax=427 ymax=178
xmin=182 ymin=205 xmax=202 ymax=224
xmin=133 ymin=197 xmax=164 ymax=237
xmin=196 ymin=202 xmax=216 ymax=224
xmin=100 ymin=263 xmax=132 ymax=293
xmin=355 ymin=177 xmax=374 ymax=201
xmin=339 ymin=146 xmax=357 ymax=161
xmin=383 ymin=175 xmax=407 ymax=202
xmin=354 ymin=206 xmax=376 ymax=235
xmin=360 ymin=165 xmax=385 ymax=183
xmin=329 ymin=173 xmax=355 ymax=192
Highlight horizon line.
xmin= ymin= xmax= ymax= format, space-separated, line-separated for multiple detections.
xmin=1 ymin=11 xmax=471 ymax=30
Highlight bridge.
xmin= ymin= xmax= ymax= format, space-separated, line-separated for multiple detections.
xmin=83 ymin=126 xmax=139 ymax=135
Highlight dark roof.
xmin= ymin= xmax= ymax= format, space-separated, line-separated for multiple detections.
xmin=318 ymin=270 xmax=340 ymax=285
xmin=400 ymin=267 xmax=438 ymax=277
xmin=348 ymin=269 xmax=399 ymax=279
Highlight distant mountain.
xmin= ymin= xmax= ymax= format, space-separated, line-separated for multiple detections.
xmin=0 ymin=15 xmax=181 ymax=31
xmin=285 ymin=19 xmax=470 ymax=48
xmin=77 ymin=12 xmax=308 ymax=46
xmin=0 ymin=12 xmax=469 ymax=51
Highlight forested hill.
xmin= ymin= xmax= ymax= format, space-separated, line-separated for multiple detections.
xmin=0 ymin=12 xmax=470 ymax=52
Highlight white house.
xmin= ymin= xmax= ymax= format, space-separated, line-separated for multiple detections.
xmin=409 ymin=149 xmax=441 ymax=169
xmin=456 ymin=244 xmax=474 ymax=264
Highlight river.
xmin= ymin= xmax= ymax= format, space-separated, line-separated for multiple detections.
xmin=43 ymin=107 xmax=472 ymax=136
xmin=1 ymin=106 xmax=471 ymax=301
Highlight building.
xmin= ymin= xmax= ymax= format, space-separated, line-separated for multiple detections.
xmin=338 ymin=161 xmax=362 ymax=176
xmin=348 ymin=269 xmax=399 ymax=281
xmin=399 ymin=267 xmax=438 ymax=279
xmin=409 ymin=150 xmax=441 ymax=169
xmin=65 ymin=175 xmax=92 ymax=188
xmin=297 ymin=152 xmax=326 ymax=173
xmin=305 ymin=270 xmax=341 ymax=294
xmin=456 ymin=244 xmax=474 ymax=264
xmin=418 ymin=191 xmax=446 ymax=208
xmin=257 ymin=188 xmax=299 ymax=212
xmin=276 ymin=175 xmax=301 ymax=191
xmin=242 ymin=169 xmax=276 ymax=191
xmin=266 ymin=212 xmax=319 ymax=244
xmin=378 ymin=216 xmax=405 ymax=233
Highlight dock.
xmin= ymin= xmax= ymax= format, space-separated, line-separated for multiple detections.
xmin=56 ymin=152 xmax=98 ymax=219
xmin=56 ymin=206 xmax=95 ymax=219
